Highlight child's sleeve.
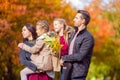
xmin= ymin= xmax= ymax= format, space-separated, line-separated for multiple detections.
xmin=22 ymin=39 xmax=44 ymax=54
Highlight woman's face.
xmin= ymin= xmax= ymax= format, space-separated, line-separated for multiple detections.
xmin=53 ymin=21 xmax=63 ymax=33
xmin=36 ymin=25 xmax=45 ymax=36
xmin=22 ymin=26 xmax=32 ymax=39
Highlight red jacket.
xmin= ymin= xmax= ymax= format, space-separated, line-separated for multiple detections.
xmin=59 ymin=36 xmax=68 ymax=56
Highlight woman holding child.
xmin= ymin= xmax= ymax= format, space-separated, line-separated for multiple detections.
xmin=18 ymin=20 xmax=53 ymax=80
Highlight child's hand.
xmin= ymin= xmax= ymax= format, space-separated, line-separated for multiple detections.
xmin=18 ymin=43 xmax=24 ymax=48
xmin=39 ymin=69 xmax=45 ymax=73
xmin=60 ymin=59 xmax=64 ymax=66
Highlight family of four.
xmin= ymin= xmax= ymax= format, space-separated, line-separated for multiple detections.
xmin=18 ymin=10 xmax=94 ymax=80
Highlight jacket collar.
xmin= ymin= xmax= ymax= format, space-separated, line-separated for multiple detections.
xmin=74 ymin=26 xmax=86 ymax=35
xmin=37 ymin=33 xmax=47 ymax=40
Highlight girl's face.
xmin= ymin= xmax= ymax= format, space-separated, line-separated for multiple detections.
xmin=53 ymin=20 xmax=63 ymax=33
xmin=22 ymin=26 xmax=32 ymax=39
xmin=36 ymin=25 xmax=45 ymax=36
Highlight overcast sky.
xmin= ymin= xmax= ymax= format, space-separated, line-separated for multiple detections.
xmin=66 ymin=0 xmax=112 ymax=10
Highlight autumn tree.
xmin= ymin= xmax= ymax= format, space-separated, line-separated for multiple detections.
xmin=0 ymin=0 xmax=76 ymax=80
xmin=84 ymin=0 xmax=120 ymax=80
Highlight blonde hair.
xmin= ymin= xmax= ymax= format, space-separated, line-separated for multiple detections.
xmin=36 ymin=20 xmax=49 ymax=32
xmin=54 ymin=18 xmax=67 ymax=31
xmin=54 ymin=18 xmax=73 ymax=42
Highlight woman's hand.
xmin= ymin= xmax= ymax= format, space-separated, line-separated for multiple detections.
xmin=18 ymin=43 xmax=24 ymax=48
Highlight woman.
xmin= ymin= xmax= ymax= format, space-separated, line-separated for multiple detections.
xmin=53 ymin=18 xmax=73 ymax=80
xmin=18 ymin=21 xmax=53 ymax=80
xmin=19 ymin=23 xmax=52 ymax=80
xmin=19 ymin=23 xmax=38 ymax=79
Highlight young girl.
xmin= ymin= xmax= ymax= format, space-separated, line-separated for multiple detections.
xmin=18 ymin=20 xmax=53 ymax=80
xmin=53 ymin=18 xmax=73 ymax=80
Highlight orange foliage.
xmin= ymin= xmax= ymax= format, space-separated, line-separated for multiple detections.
xmin=10 ymin=4 xmax=27 ymax=16
xmin=0 ymin=0 xmax=76 ymax=79
xmin=85 ymin=0 xmax=116 ymax=50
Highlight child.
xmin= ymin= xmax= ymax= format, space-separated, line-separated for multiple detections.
xmin=53 ymin=18 xmax=73 ymax=80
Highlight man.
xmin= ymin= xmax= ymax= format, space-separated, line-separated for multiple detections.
xmin=61 ymin=10 xmax=94 ymax=80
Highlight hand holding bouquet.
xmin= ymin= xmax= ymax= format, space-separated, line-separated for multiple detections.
xmin=44 ymin=35 xmax=62 ymax=57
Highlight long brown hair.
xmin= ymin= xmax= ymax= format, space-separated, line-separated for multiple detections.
xmin=23 ymin=23 xmax=37 ymax=42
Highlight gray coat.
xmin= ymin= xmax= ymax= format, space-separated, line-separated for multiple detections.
xmin=62 ymin=28 xmax=94 ymax=78
xmin=19 ymin=40 xmax=38 ymax=72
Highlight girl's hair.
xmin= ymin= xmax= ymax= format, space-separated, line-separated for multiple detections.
xmin=54 ymin=18 xmax=73 ymax=41
xmin=54 ymin=18 xmax=67 ymax=32
xmin=36 ymin=20 xmax=49 ymax=32
xmin=23 ymin=23 xmax=37 ymax=42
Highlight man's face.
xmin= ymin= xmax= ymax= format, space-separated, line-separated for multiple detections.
xmin=73 ymin=13 xmax=84 ymax=27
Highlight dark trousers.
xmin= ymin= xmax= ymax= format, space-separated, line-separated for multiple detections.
xmin=61 ymin=63 xmax=72 ymax=80
xmin=71 ymin=78 xmax=86 ymax=80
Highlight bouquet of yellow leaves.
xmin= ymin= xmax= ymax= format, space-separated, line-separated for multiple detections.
xmin=44 ymin=35 xmax=62 ymax=56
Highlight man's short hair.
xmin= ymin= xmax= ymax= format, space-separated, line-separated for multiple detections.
xmin=77 ymin=10 xmax=90 ymax=26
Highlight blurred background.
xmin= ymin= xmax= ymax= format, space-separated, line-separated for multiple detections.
xmin=0 ymin=0 xmax=120 ymax=80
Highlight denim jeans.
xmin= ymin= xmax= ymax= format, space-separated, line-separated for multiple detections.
xmin=61 ymin=69 xmax=65 ymax=80
xmin=62 ymin=69 xmax=86 ymax=80
xmin=71 ymin=78 xmax=86 ymax=80
xmin=61 ymin=63 xmax=72 ymax=80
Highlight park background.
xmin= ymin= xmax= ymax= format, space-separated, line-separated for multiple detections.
xmin=0 ymin=0 xmax=120 ymax=80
